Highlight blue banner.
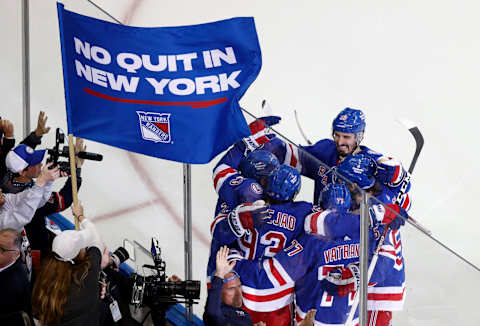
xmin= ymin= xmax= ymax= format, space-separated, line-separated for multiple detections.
xmin=57 ymin=3 xmax=261 ymax=163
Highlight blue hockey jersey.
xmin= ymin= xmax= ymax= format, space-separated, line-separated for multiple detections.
xmin=213 ymin=137 xmax=411 ymax=211
xmin=235 ymin=233 xmax=362 ymax=323
xmin=304 ymin=186 xmax=407 ymax=312
xmin=208 ymin=201 xmax=317 ymax=312
xmin=297 ymin=139 xmax=411 ymax=208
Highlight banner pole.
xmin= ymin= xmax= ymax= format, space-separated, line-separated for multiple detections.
xmin=68 ymin=135 xmax=79 ymax=230
xmin=358 ymin=192 xmax=369 ymax=326
xmin=21 ymin=0 xmax=30 ymax=138
xmin=183 ymin=164 xmax=193 ymax=321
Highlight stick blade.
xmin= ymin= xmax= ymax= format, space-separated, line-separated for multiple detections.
xmin=396 ymin=118 xmax=424 ymax=173
xmin=261 ymin=99 xmax=273 ymax=116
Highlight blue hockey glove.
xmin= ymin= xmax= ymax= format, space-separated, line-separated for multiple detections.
xmin=320 ymin=264 xmax=360 ymax=297
xmin=249 ymin=116 xmax=282 ymax=134
xmin=242 ymin=116 xmax=282 ymax=154
xmin=376 ymin=159 xmax=406 ymax=187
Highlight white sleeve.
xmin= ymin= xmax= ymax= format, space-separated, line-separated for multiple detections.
xmin=38 ymin=181 xmax=54 ymax=208
xmin=0 ymin=185 xmax=44 ymax=231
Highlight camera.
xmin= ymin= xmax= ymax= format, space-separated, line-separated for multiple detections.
xmin=46 ymin=128 xmax=103 ymax=174
xmin=130 ymin=238 xmax=200 ymax=325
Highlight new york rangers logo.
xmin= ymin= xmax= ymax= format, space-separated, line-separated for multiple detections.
xmin=136 ymin=111 xmax=172 ymax=143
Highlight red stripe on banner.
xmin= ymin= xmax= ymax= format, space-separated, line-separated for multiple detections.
xmin=288 ymin=144 xmax=297 ymax=167
xmin=269 ymin=260 xmax=287 ymax=286
xmin=310 ymin=212 xmax=321 ymax=234
xmin=368 ymin=291 xmax=404 ymax=301
xmin=84 ymin=87 xmax=227 ymax=109
xmin=213 ymin=168 xmax=236 ymax=189
xmin=243 ymin=287 xmax=294 ymax=302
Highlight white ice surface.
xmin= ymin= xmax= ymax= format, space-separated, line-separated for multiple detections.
xmin=2 ymin=0 xmax=480 ymax=323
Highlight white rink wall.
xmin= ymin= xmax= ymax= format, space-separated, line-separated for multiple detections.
xmin=2 ymin=0 xmax=480 ymax=323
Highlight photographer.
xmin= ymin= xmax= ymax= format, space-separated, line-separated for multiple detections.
xmin=98 ymin=247 xmax=139 ymax=326
xmin=3 ymin=138 xmax=85 ymax=266
xmin=32 ymin=201 xmax=106 ymax=326
xmin=203 ymin=245 xmax=253 ymax=326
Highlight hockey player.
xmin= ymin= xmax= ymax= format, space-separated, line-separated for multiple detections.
xmin=307 ymin=154 xmax=409 ymax=326
xmin=213 ymin=109 xmax=411 ymax=212
xmin=207 ymin=150 xmax=278 ymax=286
xmin=210 ymin=165 xmax=316 ymax=326
xmin=212 ymin=116 xmax=282 ymax=215
xmin=289 ymin=107 xmax=412 ymax=208
xmin=231 ymin=227 xmax=368 ymax=326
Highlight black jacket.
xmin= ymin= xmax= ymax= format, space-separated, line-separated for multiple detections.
xmin=203 ymin=276 xmax=252 ymax=326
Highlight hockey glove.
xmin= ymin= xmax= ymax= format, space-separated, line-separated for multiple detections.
xmin=242 ymin=116 xmax=281 ymax=154
xmin=382 ymin=204 xmax=409 ymax=230
xmin=227 ymin=200 xmax=268 ymax=237
xmin=248 ymin=116 xmax=282 ymax=135
xmin=376 ymin=158 xmax=406 ymax=187
xmin=320 ymin=264 xmax=360 ymax=297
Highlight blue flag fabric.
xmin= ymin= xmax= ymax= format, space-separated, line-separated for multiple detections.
xmin=57 ymin=3 xmax=261 ymax=163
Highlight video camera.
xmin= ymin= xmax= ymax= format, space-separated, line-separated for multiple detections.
xmin=130 ymin=238 xmax=200 ymax=324
xmin=46 ymin=128 xmax=103 ymax=174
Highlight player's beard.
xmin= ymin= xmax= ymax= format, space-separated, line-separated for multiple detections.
xmin=336 ymin=143 xmax=356 ymax=158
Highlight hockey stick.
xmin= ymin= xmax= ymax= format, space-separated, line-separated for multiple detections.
xmin=294 ymin=110 xmax=313 ymax=145
xmin=397 ymin=119 xmax=424 ymax=174
xmin=261 ymin=99 xmax=273 ymax=116
xmin=395 ymin=119 xmax=432 ymax=235
xmin=345 ymin=120 xmax=425 ymax=325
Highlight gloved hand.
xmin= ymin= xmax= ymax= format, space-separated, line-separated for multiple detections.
xmin=248 ymin=116 xmax=282 ymax=135
xmin=227 ymin=200 xmax=268 ymax=237
xmin=382 ymin=204 xmax=409 ymax=230
xmin=242 ymin=116 xmax=281 ymax=154
xmin=320 ymin=264 xmax=360 ymax=297
xmin=376 ymin=159 xmax=405 ymax=187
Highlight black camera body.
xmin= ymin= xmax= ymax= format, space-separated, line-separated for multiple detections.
xmin=46 ymin=128 xmax=103 ymax=174
xmin=130 ymin=238 xmax=200 ymax=316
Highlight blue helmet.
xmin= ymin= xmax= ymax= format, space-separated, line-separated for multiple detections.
xmin=336 ymin=154 xmax=377 ymax=189
xmin=239 ymin=150 xmax=280 ymax=180
xmin=266 ymin=165 xmax=301 ymax=202
xmin=319 ymin=183 xmax=352 ymax=213
xmin=332 ymin=108 xmax=366 ymax=144
xmin=234 ymin=179 xmax=264 ymax=204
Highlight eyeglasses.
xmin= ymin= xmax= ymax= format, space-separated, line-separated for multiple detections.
xmin=0 ymin=246 xmax=19 ymax=254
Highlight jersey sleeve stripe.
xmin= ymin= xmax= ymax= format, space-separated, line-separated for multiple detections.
xmin=213 ymin=164 xmax=237 ymax=193
xmin=210 ymin=214 xmax=227 ymax=235
xmin=284 ymin=143 xmax=302 ymax=172
xmin=304 ymin=211 xmax=328 ymax=236
xmin=264 ymin=259 xmax=287 ymax=286
xmin=401 ymin=193 xmax=410 ymax=210
xmin=242 ymin=286 xmax=294 ymax=302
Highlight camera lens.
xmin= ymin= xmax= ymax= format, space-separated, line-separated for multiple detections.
xmin=111 ymin=247 xmax=129 ymax=266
